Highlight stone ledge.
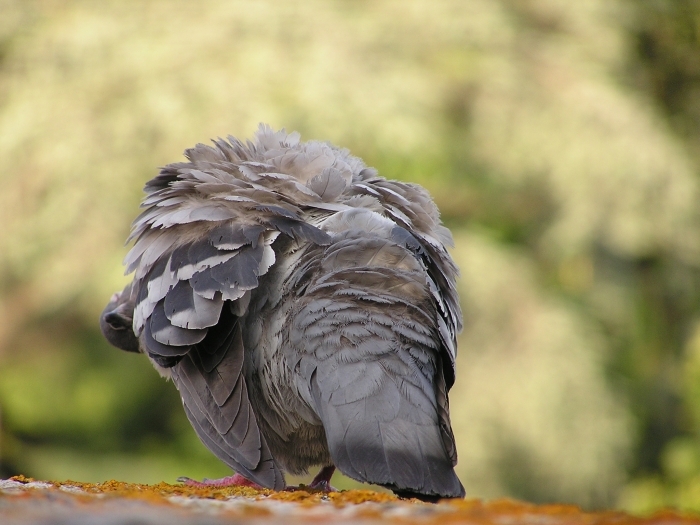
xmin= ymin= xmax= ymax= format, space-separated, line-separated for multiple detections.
xmin=1 ymin=476 xmax=698 ymax=525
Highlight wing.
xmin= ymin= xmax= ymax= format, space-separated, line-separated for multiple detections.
xmin=289 ymin=213 xmax=464 ymax=499
xmin=350 ymin=173 xmax=462 ymax=387
xmin=124 ymin=128 xmax=339 ymax=489
xmin=349 ymin=175 xmax=462 ymax=470
xmin=170 ymin=304 xmax=284 ymax=488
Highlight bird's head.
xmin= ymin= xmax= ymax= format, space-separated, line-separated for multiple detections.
xmin=100 ymin=282 xmax=140 ymax=353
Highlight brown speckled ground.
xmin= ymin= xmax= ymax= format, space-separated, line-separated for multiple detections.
xmin=1 ymin=476 xmax=699 ymax=525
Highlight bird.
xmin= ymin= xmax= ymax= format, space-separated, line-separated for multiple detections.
xmin=100 ymin=125 xmax=465 ymax=501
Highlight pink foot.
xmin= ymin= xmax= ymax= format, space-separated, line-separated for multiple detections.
xmin=177 ymin=473 xmax=262 ymax=489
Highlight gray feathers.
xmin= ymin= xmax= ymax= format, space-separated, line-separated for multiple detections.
xmin=100 ymin=124 xmax=463 ymax=499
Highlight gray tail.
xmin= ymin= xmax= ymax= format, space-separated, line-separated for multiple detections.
xmin=309 ymin=364 xmax=465 ymax=499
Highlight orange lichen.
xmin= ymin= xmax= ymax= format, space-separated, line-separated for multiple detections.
xmin=266 ymin=487 xmax=399 ymax=506
xmin=441 ymin=497 xmax=700 ymax=525
xmin=3 ymin=477 xmax=700 ymax=524
xmin=326 ymin=489 xmax=399 ymax=505
xmin=8 ymin=475 xmax=35 ymax=484
xmin=49 ymin=479 xmax=272 ymax=502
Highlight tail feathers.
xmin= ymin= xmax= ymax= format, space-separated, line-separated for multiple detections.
xmin=350 ymin=419 xmax=464 ymax=499
xmin=311 ymin=374 xmax=464 ymax=499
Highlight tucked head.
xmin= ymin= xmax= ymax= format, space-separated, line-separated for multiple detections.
xmin=100 ymin=282 xmax=140 ymax=354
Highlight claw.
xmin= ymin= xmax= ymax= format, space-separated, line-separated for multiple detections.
xmin=286 ymin=465 xmax=337 ymax=493
xmin=308 ymin=479 xmax=338 ymax=492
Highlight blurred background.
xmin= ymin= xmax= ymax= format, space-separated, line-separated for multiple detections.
xmin=1 ymin=0 xmax=700 ymax=513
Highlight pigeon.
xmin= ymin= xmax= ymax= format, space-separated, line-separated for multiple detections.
xmin=100 ymin=125 xmax=465 ymax=500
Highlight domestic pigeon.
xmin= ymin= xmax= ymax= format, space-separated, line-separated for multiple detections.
xmin=100 ymin=125 xmax=465 ymax=500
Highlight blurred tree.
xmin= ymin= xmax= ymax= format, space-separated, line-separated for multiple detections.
xmin=626 ymin=0 xmax=700 ymax=160
xmin=614 ymin=0 xmax=700 ymax=512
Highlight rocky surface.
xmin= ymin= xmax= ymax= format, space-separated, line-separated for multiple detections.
xmin=1 ymin=476 xmax=698 ymax=525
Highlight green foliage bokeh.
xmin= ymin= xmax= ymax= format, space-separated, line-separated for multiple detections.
xmin=1 ymin=0 xmax=700 ymax=513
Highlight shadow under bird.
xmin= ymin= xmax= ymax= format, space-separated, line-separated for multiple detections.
xmin=100 ymin=125 xmax=464 ymax=501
